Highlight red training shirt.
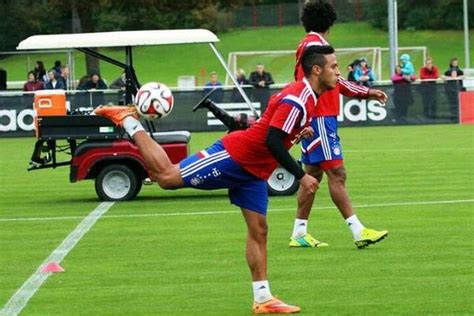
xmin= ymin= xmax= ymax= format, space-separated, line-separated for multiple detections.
xmin=222 ymin=78 xmax=317 ymax=180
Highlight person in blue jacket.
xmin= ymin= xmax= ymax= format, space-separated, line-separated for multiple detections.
xmin=400 ymin=53 xmax=415 ymax=76
xmin=353 ymin=57 xmax=376 ymax=87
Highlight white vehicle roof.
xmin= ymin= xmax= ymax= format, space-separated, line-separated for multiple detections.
xmin=17 ymin=29 xmax=219 ymax=50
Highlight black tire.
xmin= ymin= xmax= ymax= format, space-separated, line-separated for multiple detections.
xmin=95 ymin=164 xmax=142 ymax=201
xmin=267 ymin=165 xmax=300 ymax=196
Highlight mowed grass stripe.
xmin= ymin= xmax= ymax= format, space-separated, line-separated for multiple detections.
xmin=1 ymin=124 xmax=473 ymax=314
xmin=0 ymin=199 xmax=473 ymax=223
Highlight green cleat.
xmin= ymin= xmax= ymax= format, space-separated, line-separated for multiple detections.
xmin=354 ymin=228 xmax=388 ymax=249
xmin=289 ymin=234 xmax=328 ymax=248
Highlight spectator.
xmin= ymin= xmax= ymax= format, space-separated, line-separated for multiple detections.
xmin=58 ymin=66 xmax=70 ymax=90
xmin=400 ymin=53 xmax=415 ymax=76
xmin=249 ymin=63 xmax=274 ymax=109
xmin=0 ymin=67 xmax=7 ymax=90
xmin=77 ymin=75 xmax=90 ymax=90
xmin=44 ymin=70 xmax=65 ymax=90
xmin=110 ymin=71 xmax=127 ymax=90
xmin=236 ymin=68 xmax=248 ymax=86
xmin=419 ymin=57 xmax=439 ymax=119
xmin=203 ymin=71 xmax=223 ymax=102
xmin=391 ymin=65 xmax=416 ymax=123
xmin=81 ymin=73 xmax=108 ymax=90
xmin=346 ymin=60 xmax=359 ymax=82
xmin=23 ymin=71 xmax=44 ymax=91
xmin=231 ymin=68 xmax=250 ymax=102
xmin=34 ymin=61 xmax=47 ymax=82
xmin=353 ymin=57 xmax=376 ymax=87
xmin=52 ymin=60 xmax=62 ymax=75
xmin=444 ymin=57 xmax=464 ymax=121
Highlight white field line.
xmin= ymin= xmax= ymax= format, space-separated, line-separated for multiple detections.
xmin=0 ymin=202 xmax=115 ymax=316
xmin=0 ymin=199 xmax=473 ymax=223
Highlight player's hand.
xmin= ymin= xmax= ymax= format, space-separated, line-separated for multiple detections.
xmin=368 ymin=89 xmax=388 ymax=105
xmin=292 ymin=126 xmax=314 ymax=144
xmin=299 ymin=174 xmax=319 ymax=194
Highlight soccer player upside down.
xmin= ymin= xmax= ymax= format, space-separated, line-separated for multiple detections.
xmin=95 ymin=45 xmax=339 ymax=314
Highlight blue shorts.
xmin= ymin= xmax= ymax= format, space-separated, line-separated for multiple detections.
xmin=179 ymin=140 xmax=268 ymax=215
xmin=301 ymin=116 xmax=343 ymax=166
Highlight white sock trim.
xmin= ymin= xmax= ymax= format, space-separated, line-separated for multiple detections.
xmin=252 ymin=280 xmax=272 ymax=303
xmin=292 ymin=219 xmax=308 ymax=239
xmin=123 ymin=116 xmax=144 ymax=138
xmin=345 ymin=214 xmax=365 ymax=240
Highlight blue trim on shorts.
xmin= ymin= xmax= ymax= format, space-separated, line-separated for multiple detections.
xmin=301 ymin=116 xmax=343 ymax=165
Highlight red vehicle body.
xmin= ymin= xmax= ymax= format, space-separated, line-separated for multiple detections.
xmin=30 ymin=115 xmax=191 ymax=201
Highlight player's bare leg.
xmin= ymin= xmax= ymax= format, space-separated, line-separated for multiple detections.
xmin=94 ymin=106 xmax=183 ymax=189
xmin=289 ymin=165 xmax=327 ymax=248
xmin=296 ymin=164 xmax=323 ymax=220
xmin=243 ymin=208 xmax=301 ymax=314
xmin=241 ymin=209 xmax=268 ymax=281
xmin=132 ymin=131 xmax=184 ymax=189
xmin=325 ymin=166 xmax=353 ymax=219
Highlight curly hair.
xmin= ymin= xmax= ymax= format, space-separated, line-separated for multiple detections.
xmin=301 ymin=0 xmax=337 ymax=33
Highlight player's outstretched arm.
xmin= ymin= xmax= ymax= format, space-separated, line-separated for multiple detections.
xmin=367 ymin=89 xmax=388 ymax=104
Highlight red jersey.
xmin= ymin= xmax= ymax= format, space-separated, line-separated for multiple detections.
xmin=222 ymin=79 xmax=317 ymax=180
xmin=294 ymin=32 xmax=369 ymax=116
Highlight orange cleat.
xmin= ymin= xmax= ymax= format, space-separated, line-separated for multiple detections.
xmin=93 ymin=105 xmax=139 ymax=127
xmin=252 ymin=297 xmax=300 ymax=314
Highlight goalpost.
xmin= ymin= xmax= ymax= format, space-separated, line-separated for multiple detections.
xmin=225 ymin=46 xmax=427 ymax=85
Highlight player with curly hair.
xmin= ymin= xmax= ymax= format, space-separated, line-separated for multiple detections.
xmin=290 ymin=0 xmax=389 ymax=249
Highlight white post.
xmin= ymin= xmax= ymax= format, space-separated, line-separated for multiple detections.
xmin=209 ymin=43 xmax=258 ymax=117
xmin=464 ymin=0 xmax=470 ymax=68
xmin=388 ymin=0 xmax=397 ymax=76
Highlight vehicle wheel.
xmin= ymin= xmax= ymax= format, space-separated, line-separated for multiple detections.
xmin=95 ymin=164 xmax=142 ymax=201
xmin=267 ymin=165 xmax=300 ymax=196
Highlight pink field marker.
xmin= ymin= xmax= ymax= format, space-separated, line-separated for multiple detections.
xmin=41 ymin=263 xmax=65 ymax=273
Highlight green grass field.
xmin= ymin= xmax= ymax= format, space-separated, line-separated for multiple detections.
xmin=1 ymin=124 xmax=473 ymax=315
xmin=2 ymin=22 xmax=473 ymax=85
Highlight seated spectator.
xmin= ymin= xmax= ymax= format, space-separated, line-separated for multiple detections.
xmin=400 ymin=54 xmax=415 ymax=76
xmin=443 ymin=57 xmax=464 ymax=121
xmin=203 ymin=71 xmax=223 ymax=102
xmin=353 ymin=57 xmax=376 ymax=87
xmin=23 ymin=71 xmax=44 ymax=91
xmin=0 ymin=67 xmax=7 ymax=90
xmin=391 ymin=65 xmax=416 ymax=123
xmin=419 ymin=57 xmax=439 ymax=119
xmin=58 ymin=66 xmax=70 ymax=90
xmin=110 ymin=71 xmax=127 ymax=90
xmin=249 ymin=63 xmax=274 ymax=109
xmin=80 ymin=73 xmax=108 ymax=90
xmin=44 ymin=69 xmax=65 ymax=90
xmin=34 ymin=61 xmax=47 ymax=82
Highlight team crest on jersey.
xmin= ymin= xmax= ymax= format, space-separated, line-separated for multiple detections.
xmin=211 ymin=168 xmax=221 ymax=177
xmin=333 ymin=146 xmax=341 ymax=156
xmin=190 ymin=176 xmax=203 ymax=186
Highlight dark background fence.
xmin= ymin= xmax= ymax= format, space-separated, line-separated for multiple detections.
xmin=0 ymin=82 xmax=462 ymax=137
